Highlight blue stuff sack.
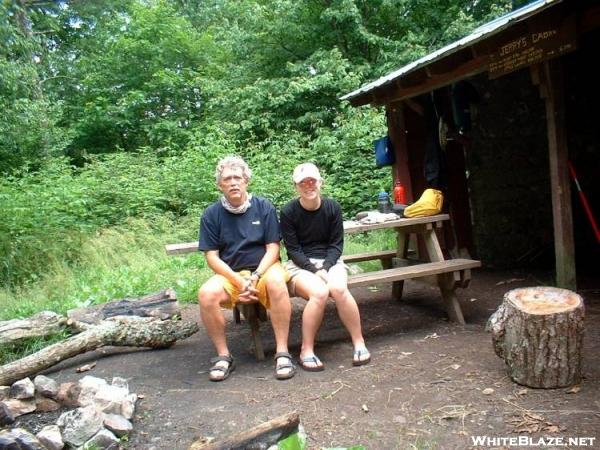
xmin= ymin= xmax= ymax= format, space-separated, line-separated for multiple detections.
xmin=374 ymin=135 xmax=396 ymax=167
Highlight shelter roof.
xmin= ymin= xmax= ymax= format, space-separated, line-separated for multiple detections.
xmin=341 ymin=0 xmax=572 ymax=106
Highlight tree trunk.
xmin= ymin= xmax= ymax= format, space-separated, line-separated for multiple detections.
xmin=0 ymin=311 xmax=67 ymax=344
xmin=0 ymin=317 xmax=199 ymax=386
xmin=67 ymin=288 xmax=179 ymax=324
xmin=487 ymin=286 xmax=584 ymax=388
xmin=189 ymin=411 xmax=300 ymax=450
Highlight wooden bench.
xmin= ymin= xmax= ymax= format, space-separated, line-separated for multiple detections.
xmin=342 ymin=249 xmax=397 ymax=266
xmin=164 ymin=244 xmax=401 ymax=360
xmin=347 ymin=258 xmax=481 ymax=324
xmin=166 ymin=244 xmax=398 ymax=262
xmin=347 ymin=259 xmax=480 ymax=287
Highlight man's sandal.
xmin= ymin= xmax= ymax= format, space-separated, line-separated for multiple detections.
xmin=273 ymin=352 xmax=296 ymax=380
xmin=208 ymin=354 xmax=235 ymax=381
xmin=352 ymin=347 xmax=371 ymax=366
xmin=299 ymin=354 xmax=325 ymax=372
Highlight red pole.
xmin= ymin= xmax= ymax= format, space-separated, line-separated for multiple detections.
xmin=568 ymin=161 xmax=600 ymax=243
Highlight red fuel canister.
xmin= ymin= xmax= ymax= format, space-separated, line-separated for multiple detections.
xmin=393 ymin=181 xmax=406 ymax=205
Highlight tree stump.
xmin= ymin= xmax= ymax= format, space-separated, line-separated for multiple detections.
xmin=487 ymin=286 xmax=584 ymax=388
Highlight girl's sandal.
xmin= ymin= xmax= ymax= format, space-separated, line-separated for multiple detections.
xmin=352 ymin=347 xmax=371 ymax=366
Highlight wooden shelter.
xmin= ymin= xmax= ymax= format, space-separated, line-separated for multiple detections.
xmin=342 ymin=0 xmax=600 ymax=290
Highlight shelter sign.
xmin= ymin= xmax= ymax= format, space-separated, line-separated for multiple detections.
xmin=488 ymin=15 xmax=576 ymax=79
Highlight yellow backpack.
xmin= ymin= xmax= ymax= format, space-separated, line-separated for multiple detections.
xmin=404 ymin=189 xmax=444 ymax=218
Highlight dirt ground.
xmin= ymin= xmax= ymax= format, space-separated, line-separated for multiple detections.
xmin=12 ymin=269 xmax=600 ymax=449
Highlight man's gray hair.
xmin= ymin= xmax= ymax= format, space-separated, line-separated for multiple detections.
xmin=215 ymin=155 xmax=252 ymax=183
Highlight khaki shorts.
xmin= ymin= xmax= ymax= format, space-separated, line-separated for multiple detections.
xmin=211 ymin=262 xmax=289 ymax=310
xmin=285 ymin=258 xmax=349 ymax=297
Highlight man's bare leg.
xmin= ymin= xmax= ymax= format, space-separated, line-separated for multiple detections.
xmin=198 ymin=276 xmax=233 ymax=379
xmin=266 ymin=275 xmax=294 ymax=378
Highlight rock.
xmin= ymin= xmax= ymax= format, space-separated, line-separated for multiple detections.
xmin=103 ymin=413 xmax=133 ymax=437
xmin=35 ymin=394 xmax=61 ymax=412
xmin=2 ymin=398 xmax=37 ymax=417
xmin=34 ymin=375 xmax=59 ymax=398
xmin=56 ymin=382 xmax=82 ymax=407
xmin=0 ymin=401 xmax=15 ymax=426
xmin=37 ymin=425 xmax=64 ymax=450
xmin=93 ymin=385 xmax=129 ymax=414
xmin=111 ymin=377 xmax=129 ymax=390
xmin=0 ymin=385 xmax=10 ymax=400
xmin=58 ymin=405 xmax=105 ymax=447
xmin=0 ymin=427 xmax=44 ymax=449
xmin=121 ymin=393 xmax=137 ymax=420
xmin=81 ymin=428 xmax=120 ymax=450
xmin=0 ymin=375 xmax=137 ymax=450
xmin=77 ymin=375 xmax=110 ymax=407
xmin=79 ymin=375 xmax=108 ymax=391
xmin=10 ymin=378 xmax=35 ymax=399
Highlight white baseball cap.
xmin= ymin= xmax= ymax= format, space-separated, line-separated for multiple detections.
xmin=292 ymin=162 xmax=322 ymax=183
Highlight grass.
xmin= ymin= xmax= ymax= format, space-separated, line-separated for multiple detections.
xmin=0 ymin=215 xmax=209 ymax=321
xmin=344 ymin=229 xmax=397 ymax=271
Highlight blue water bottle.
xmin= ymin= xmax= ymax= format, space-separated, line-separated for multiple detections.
xmin=377 ymin=191 xmax=391 ymax=213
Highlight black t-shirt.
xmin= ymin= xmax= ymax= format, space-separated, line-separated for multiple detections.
xmin=280 ymin=197 xmax=343 ymax=273
xmin=198 ymin=196 xmax=281 ymax=271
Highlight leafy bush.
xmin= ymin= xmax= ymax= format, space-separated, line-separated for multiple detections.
xmin=0 ymin=142 xmax=229 ymax=287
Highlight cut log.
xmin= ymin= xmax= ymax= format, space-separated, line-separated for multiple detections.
xmin=0 ymin=311 xmax=67 ymax=344
xmin=189 ymin=411 xmax=300 ymax=450
xmin=0 ymin=317 xmax=199 ymax=386
xmin=487 ymin=286 xmax=584 ymax=388
xmin=67 ymin=288 xmax=179 ymax=324
xmin=1 ymin=289 xmax=181 ymax=344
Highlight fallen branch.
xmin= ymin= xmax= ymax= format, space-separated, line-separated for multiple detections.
xmin=1 ymin=289 xmax=181 ymax=345
xmin=67 ymin=288 xmax=180 ymax=324
xmin=0 ymin=316 xmax=199 ymax=386
xmin=0 ymin=311 xmax=67 ymax=344
xmin=189 ymin=411 xmax=300 ymax=450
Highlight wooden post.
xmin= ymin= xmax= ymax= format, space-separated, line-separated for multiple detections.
xmin=387 ymin=102 xmax=414 ymax=201
xmin=535 ymin=60 xmax=576 ymax=289
xmin=237 ymin=303 xmax=266 ymax=361
xmin=487 ymin=287 xmax=584 ymax=388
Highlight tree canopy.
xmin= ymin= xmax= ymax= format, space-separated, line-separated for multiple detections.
xmin=0 ymin=0 xmax=512 ymax=288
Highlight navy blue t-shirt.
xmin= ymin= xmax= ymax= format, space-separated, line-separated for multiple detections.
xmin=198 ymin=196 xmax=281 ymax=271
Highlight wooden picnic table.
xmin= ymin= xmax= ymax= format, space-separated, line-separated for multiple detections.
xmin=342 ymin=213 xmax=481 ymax=325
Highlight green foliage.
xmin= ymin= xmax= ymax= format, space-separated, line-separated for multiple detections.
xmin=306 ymin=105 xmax=388 ymax=216
xmin=278 ymin=431 xmax=306 ymax=450
xmin=0 ymin=0 xmax=512 ymax=295
xmin=0 ymin=3 xmax=71 ymax=173
xmin=58 ymin=1 xmax=220 ymax=159
xmin=0 ymin=145 xmax=228 ymax=287
xmin=0 ymin=215 xmax=207 ymax=321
